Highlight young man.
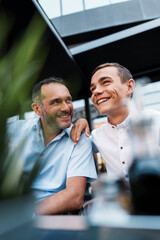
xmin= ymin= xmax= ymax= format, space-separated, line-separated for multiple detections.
xmin=8 ymin=77 xmax=97 ymax=215
xmin=71 ymin=62 xmax=160 ymax=182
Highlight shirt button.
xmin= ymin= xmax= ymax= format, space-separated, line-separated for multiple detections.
xmin=120 ymin=147 xmax=123 ymax=149
xmin=125 ymin=175 xmax=129 ymax=178
xmin=112 ymin=126 xmax=115 ymax=128
xmin=122 ymin=161 xmax=125 ymax=164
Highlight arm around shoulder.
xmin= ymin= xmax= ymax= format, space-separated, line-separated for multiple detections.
xmin=70 ymin=118 xmax=90 ymax=145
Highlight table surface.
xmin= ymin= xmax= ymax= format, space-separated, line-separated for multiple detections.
xmin=33 ymin=215 xmax=160 ymax=240
xmin=34 ymin=215 xmax=87 ymax=231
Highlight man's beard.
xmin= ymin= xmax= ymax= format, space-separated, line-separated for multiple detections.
xmin=43 ymin=111 xmax=72 ymax=130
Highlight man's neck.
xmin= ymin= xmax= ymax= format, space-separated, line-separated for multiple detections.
xmin=40 ymin=120 xmax=62 ymax=147
xmin=108 ymin=107 xmax=129 ymax=126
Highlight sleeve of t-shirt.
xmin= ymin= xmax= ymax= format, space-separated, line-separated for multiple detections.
xmin=67 ymin=133 xmax=97 ymax=182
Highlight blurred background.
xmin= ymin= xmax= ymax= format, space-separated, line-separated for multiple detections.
xmin=1 ymin=0 xmax=160 ymax=172
xmin=1 ymin=2 xmax=160 ymax=239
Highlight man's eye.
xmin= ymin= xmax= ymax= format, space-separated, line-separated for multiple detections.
xmin=66 ymin=97 xmax=72 ymax=103
xmin=51 ymin=100 xmax=60 ymax=105
xmin=103 ymin=80 xmax=110 ymax=84
xmin=66 ymin=99 xmax=72 ymax=103
xmin=90 ymin=87 xmax=95 ymax=92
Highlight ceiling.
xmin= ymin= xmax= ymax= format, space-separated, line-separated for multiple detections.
xmin=1 ymin=0 xmax=160 ymax=101
xmin=33 ymin=0 xmax=160 ymax=100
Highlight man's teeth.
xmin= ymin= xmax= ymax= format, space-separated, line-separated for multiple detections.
xmin=59 ymin=113 xmax=70 ymax=118
xmin=97 ymin=98 xmax=109 ymax=105
xmin=60 ymin=115 xmax=70 ymax=118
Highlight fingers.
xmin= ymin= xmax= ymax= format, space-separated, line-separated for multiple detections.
xmin=71 ymin=126 xmax=83 ymax=145
xmin=75 ymin=128 xmax=83 ymax=143
xmin=70 ymin=118 xmax=90 ymax=145
xmin=70 ymin=125 xmax=78 ymax=145
xmin=85 ymin=125 xmax=90 ymax=137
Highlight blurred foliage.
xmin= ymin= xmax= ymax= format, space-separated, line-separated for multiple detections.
xmin=0 ymin=10 xmax=48 ymax=199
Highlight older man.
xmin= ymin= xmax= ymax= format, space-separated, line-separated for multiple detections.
xmin=8 ymin=77 xmax=97 ymax=215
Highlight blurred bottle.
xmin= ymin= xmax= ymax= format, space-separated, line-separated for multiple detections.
xmin=128 ymin=82 xmax=160 ymax=215
xmin=87 ymin=173 xmax=130 ymax=227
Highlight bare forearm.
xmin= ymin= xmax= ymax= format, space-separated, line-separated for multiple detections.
xmin=36 ymin=177 xmax=86 ymax=215
xmin=36 ymin=189 xmax=83 ymax=215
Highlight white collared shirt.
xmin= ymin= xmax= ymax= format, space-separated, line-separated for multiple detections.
xmin=91 ymin=109 xmax=160 ymax=182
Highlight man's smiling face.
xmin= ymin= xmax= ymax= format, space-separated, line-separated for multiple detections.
xmin=40 ymin=83 xmax=73 ymax=130
xmin=90 ymin=66 xmax=130 ymax=116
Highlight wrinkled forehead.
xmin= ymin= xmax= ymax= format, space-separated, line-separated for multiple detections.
xmin=41 ymin=83 xmax=71 ymax=99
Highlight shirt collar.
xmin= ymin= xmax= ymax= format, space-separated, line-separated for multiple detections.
xmin=54 ymin=126 xmax=71 ymax=140
xmin=32 ymin=117 xmax=41 ymax=131
xmin=32 ymin=117 xmax=71 ymax=141
xmin=32 ymin=117 xmax=43 ymax=141
xmin=107 ymin=113 xmax=131 ymax=129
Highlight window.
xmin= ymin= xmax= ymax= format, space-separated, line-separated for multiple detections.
xmin=62 ymin=0 xmax=84 ymax=15
xmin=84 ymin=0 xmax=110 ymax=10
xmin=38 ymin=0 xmax=61 ymax=18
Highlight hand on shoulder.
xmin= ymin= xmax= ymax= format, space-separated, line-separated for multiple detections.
xmin=71 ymin=118 xmax=90 ymax=145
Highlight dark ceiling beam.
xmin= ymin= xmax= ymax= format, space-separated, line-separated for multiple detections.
xmin=32 ymin=0 xmax=90 ymax=100
xmin=32 ymin=0 xmax=74 ymax=61
xmin=52 ymin=0 xmax=160 ymax=38
xmin=32 ymin=0 xmax=89 ymax=80
xmin=70 ymin=17 xmax=160 ymax=55
xmin=133 ymin=66 xmax=160 ymax=78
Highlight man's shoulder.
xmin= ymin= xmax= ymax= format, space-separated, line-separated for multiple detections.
xmin=78 ymin=132 xmax=91 ymax=146
xmin=143 ymin=109 xmax=160 ymax=119
xmin=7 ymin=118 xmax=38 ymax=134
xmin=67 ymin=125 xmax=91 ymax=144
xmin=91 ymin=123 xmax=107 ymax=136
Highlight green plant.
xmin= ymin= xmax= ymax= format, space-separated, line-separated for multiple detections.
xmin=0 ymin=11 xmax=48 ymax=200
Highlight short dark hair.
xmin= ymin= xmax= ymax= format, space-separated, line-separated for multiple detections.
xmin=32 ymin=77 xmax=66 ymax=103
xmin=92 ymin=62 xmax=133 ymax=83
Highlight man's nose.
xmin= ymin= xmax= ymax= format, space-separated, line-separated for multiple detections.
xmin=93 ymin=85 xmax=103 ymax=96
xmin=61 ymin=101 xmax=70 ymax=111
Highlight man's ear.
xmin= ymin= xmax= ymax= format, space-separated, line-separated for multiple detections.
xmin=127 ymin=79 xmax=135 ymax=97
xmin=31 ymin=103 xmax=42 ymax=116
